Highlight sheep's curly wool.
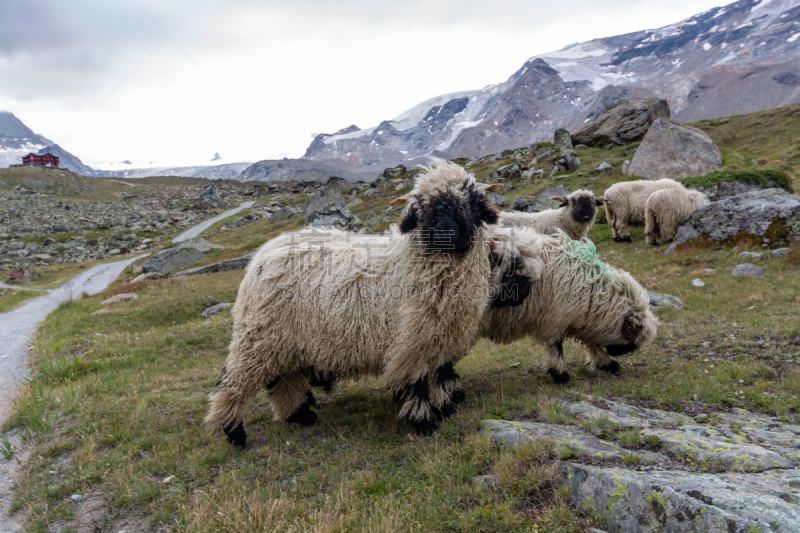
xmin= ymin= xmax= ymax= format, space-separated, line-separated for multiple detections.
xmin=500 ymin=189 xmax=601 ymax=240
xmin=645 ymin=188 xmax=709 ymax=245
xmin=205 ymin=160 xmax=500 ymax=443
xmin=479 ymin=230 xmax=659 ymax=382
xmin=603 ymin=179 xmax=684 ymax=242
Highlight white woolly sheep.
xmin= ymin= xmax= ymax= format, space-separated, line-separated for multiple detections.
xmin=500 ymin=189 xmax=604 ymax=240
xmin=602 ymin=179 xmax=684 ymax=242
xmin=644 ymin=188 xmax=709 ymax=245
xmin=478 ymin=228 xmax=659 ymax=384
xmin=205 ymin=161 xmax=503 ymax=445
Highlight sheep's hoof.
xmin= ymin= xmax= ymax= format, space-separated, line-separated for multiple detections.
xmin=598 ymin=360 xmax=621 ymax=374
xmin=547 ymin=369 xmax=570 ymax=384
xmin=223 ymin=421 xmax=247 ymax=447
xmin=621 ymin=236 xmax=632 ymax=243
xmin=411 ymin=416 xmax=438 ymax=435
xmin=434 ymin=401 xmax=457 ymax=420
xmin=286 ymin=402 xmax=318 ymax=427
xmin=450 ymin=388 xmax=466 ymax=405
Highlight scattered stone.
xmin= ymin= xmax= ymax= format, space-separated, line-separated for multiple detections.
xmin=70 ymin=494 xmax=82 ymax=502
xmin=270 ymin=207 xmax=301 ymax=222
xmin=771 ymin=248 xmax=792 ymax=257
xmin=488 ymin=193 xmax=509 ymax=207
xmin=142 ymin=247 xmax=207 ymax=275
xmin=139 ymin=451 xmax=150 ymax=458
xmin=471 ymin=475 xmax=499 ymax=489
xmin=175 ymin=237 xmax=224 ymax=253
xmin=91 ymin=308 xmax=111 ymax=316
xmin=345 ymin=198 xmax=363 ymax=208
xmin=731 ymin=263 xmax=766 ymax=277
xmin=553 ymin=128 xmax=573 ymax=150
xmin=32 ymin=254 xmax=52 ymax=260
xmin=562 ymin=150 xmax=581 ymax=172
xmin=572 ymin=98 xmax=671 ymax=147
xmin=647 ymin=291 xmax=684 ymax=309
xmin=738 ymin=251 xmax=763 ymax=259
xmin=667 ymin=189 xmax=800 ymax=254
xmin=100 ymin=293 xmax=138 ymax=305
xmin=162 ymin=475 xmax=175 ymax=484
xmin=200 ymin=302 xmax=233 ymax=318
xmin=172 ymin=252 xmax=254 ymax=278
xmin=627 ymin=119 xmax=722 ymax=180
xmin=668 ymin=323 xmax=678 ymax=328
xmin=621 ymin=160 xmax=630 ymax=175
xmin=508 ymin=186 xmax=570 ymax=213
xmin=595 ymin=161 xmax=613 ymax=172
xmin=692 ymin=278 xmax=705 ymax=287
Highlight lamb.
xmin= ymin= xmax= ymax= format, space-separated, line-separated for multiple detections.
xmin=478 ymin=228 xmax=659 ymax=384
xmin=205 ymin=161 xmax=504 ymax=446
xmin=644 ymin=188 xmax=709 ymax=245
xmin=500 ymin=189 xmax=603 ymax=240
xmin=602 ymin=179 xmax=684 ymax=242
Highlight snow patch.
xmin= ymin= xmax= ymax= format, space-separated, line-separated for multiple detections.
xmin=789 ymin=32 xmax=800 ymax=43
xmin=703 ymin=42 xmax=712 ymax=51
xmin=751 ymin=0 xmax=776 ymax=13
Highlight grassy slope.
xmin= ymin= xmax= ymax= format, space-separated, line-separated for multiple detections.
xmin=5 ymin=104 xmax=800 ymax=532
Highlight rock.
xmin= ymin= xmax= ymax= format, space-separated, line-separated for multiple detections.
xmin=692 ymin=279 xmax=705 ymax=287
xmin=471 ymin=475 xmax=499 ymax=489
xmin=731 ymin=263 xmax=766 ymax=277
xmin=32 ymin=254 xmax=52 ymax=260
xmin=480 ymin=420 xmax=667 ymax=464
xmin=270 ymin=208 xmax=300 ymax=222
xmin=345 ymin=198 xmax=363 ymax=208
xmin=553 ymin=128 xmax=573 ymax=150
xmin=175 ymin=238 xmax=224 ymax=253
xmin=306 ymin=203 xmax=361 ymax=229
xmin=627 ymin=119 xmax=722 ymax=180
xmin=560 ymin=463 xmax=800 ymax=533
xmin=304 ymin=187 xmax=345 ymax=225
xmin=142 ymin=247 xmax=207 ymax=275
xmin=621 ymin=160 xmax=630 ymax=175
xmin=91 ymin=308 xmax=111 ymax=316
xmin=508 ymin=186 xmax=570 ymax=213
xmin=771 ymin=248 xmax=792 ymax=256
xmin=572 ymin=98 xmax=671 ymax=147
xmin=70 ymin=494 xmax=82 ymax=503
xmin=596 ymin=161 xmax=613 ymax=172
xmin=200 ymin=302 xmax=233 ymax=318
xmin=738 ymin=251 xmax=763 ymax=259
xmin=559 ymin=398 xmax=692 ymax=428
xmin=666 ymin=189 xmax=800 ymax=255
xmin=101 ymin=293 xmax=138 ymax=305
xmin=488 ymin=193 xmax=509 ymax=207
xmin=562 ymin=150 xmax=581 ymax=172
xmin=692 ymin=179 xmax=787 ymax=202
xmin=172 ymin=252 xmax=254 ymax=278
xmin=647 ymin=291 xmax=684 ymax=309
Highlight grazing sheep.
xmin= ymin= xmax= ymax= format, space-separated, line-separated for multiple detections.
xmin=205 ymin=161 xmax=503 ymax=445
xmin=500 ymin=189 xmax=603 ymax=240
xmin=602 ymin=179 xmax=684 ymax=242
xmin=645 ymin=188 xmax=709 ymax=245
xmin=478 ymin=229 xmax=659 ymax=384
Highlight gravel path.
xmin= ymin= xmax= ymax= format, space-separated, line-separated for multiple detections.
xmin=172 ymin=201 xmax=255 ymax=243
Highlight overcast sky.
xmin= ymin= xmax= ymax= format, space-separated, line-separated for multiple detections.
xmin=0 ymin=0 xmax=733 ymax=169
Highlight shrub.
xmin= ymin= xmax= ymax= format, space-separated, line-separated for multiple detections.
xmin=680 ymin=169 xmax=793 ymax=193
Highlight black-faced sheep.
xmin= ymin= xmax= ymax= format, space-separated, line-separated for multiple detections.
xmin=205 ymin=161 xmax=503 ymax=445
xmin=644 ymin=188 xmax=709 ymax=245
xmin=500 ymin=189 xmax=603 ymax=240
xmin=478 ymin=228 xmax=659 ymax=384
xmin=602 ymin=179 xmax=684 ymax=242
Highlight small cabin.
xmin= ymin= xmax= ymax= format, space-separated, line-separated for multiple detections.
xmin=22 ymin=153 xmax=59 ymax=168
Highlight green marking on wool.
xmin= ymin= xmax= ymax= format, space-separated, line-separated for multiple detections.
xmin=562 ymin=234 xmax=608 ymax=275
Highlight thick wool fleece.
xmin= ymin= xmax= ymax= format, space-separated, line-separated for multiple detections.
xmin=205 ymin=161 xmax=496 ymax=435
xmin=603 ymin=179 xmax=684 ymax=241
xmin=479 ymin=231 xmax=659 ymax=378
xmin=500 ymin=190 xmax=599 ymax=240
xmin=645 ymin=188 xmax=709 ymax=245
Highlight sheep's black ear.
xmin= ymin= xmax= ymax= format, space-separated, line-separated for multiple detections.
xmin=399 ymin=207 xmax=418 ymax=233
xmin=559 ymin=201 xmax=569 ymax=208
xmin=595 ymin=199 xmax=604 ymax=207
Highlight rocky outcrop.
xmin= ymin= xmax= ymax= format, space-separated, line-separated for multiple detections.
xmin=482 ymin=398 xmax=800 ymax=532
xmin=174 ymin=238 xmax=224 ymax=253
xmin=303 ymin=186 xmax=361 ymax=229
xmin=172 ymin=253 xmax=254 ymax=278
xmin=647 ymin=291 xmax=683 ymax=309
xmin=627 ymin=120 xmax=722 ymax=181
xmin=238 ymin=158 xmax=364 ymax=183
xmin=508 ymin=186 xmax=570 ymax=213
xmin=142 ymin=247 xmax=207 ymax=276
xmin=666 ymin=189 xmax=800 ymax=255
xmin=571 ymin=98 xmax=670 ymax=148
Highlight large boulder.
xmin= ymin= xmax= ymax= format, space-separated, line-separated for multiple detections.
xmin=174 ymin=237 xmax=224 ymax=253
xmin=143 ymin=247 xmax=207 ymax=275
xmin=508 ymin=185 xmax=570 ymax=213
xmin=572 ymin=98 xmax=670 ymax=147
xmin=627 ymin=119 xmax=722 ymax=180
xmin=681 ymin=169 xmax=794 ymax=202
xmin=553 ymin=128 xmax=573 ymax=151
xmin=666 ymin=188 xmax=800 ymax=255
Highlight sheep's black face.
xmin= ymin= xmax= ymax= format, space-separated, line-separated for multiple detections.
xmin=605 ymin=315 xmax=642 ymax=356
xmin=400 ymin=184 xmax=498 ymax=257
xmin=489 ymin=253 xmax=533 ymax=308
xmin=569 ymin=196 xmax=600 ymax=223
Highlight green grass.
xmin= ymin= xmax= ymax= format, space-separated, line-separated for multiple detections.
xmin=0 ymin=289 xmax=41 ymax=313
xmin=680 ymin=169 xmax=793 ymax=193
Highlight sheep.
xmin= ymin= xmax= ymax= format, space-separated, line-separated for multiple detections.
xmin=644 ymin=188 xmax=709 ymax=245
xmin=500 ymin=189 xmax=603 ymax=240
xmin=477 ymin=228 xmax=659 ymax=384
xmin=602 ymin=179 xmax=684 ymax=242
xmin=205 ymin=161 xmax=504 ymax=446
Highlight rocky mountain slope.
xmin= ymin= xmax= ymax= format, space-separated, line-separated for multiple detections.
xmin=303 ymin=0 xmax=800 ymax=174
xmin=0 ymin=112 xmax=93 ymax=174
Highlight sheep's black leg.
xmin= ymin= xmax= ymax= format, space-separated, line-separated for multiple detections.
xmin=223 ymin=421 xmax=246 ymax=447
xmin=310 ymin=371 xmax=336 ymax=392
xmin=397 ymin=374 xmax=437 ymax=435
xmin=267 ymin=373 xmax=318 ymax=426
xmin=545 ymin=339 xmax=570 ymax=384
xmin=430 ymin=362 xmax=461 ymax=420
xmin=286 ymin=402 xmax=318 ymax=426
xmin=597 ymin=360 xmax=621 ymax=374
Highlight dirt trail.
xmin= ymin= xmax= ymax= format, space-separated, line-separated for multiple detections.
xmin=172 ymin=200 xmax=255 ymax=243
